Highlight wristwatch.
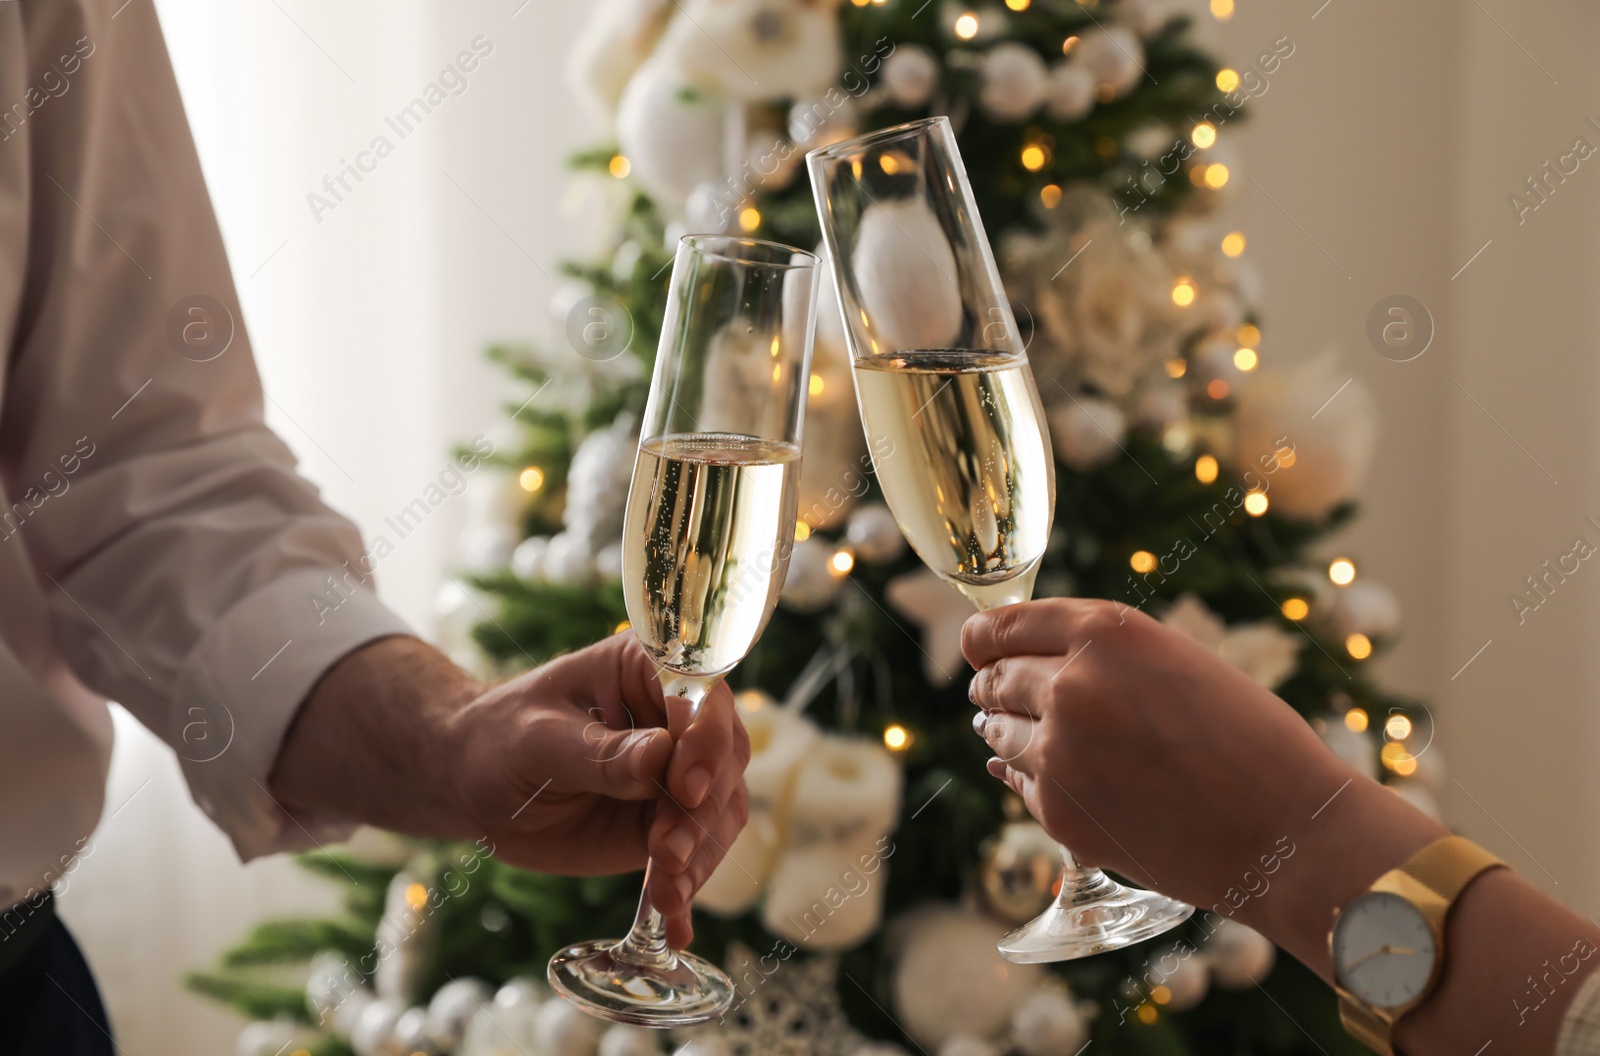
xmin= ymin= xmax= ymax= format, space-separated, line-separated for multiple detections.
xmin=1329 ymin=835 xmax=1507 ymax=1055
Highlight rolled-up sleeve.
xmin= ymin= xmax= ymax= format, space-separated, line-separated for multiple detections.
xmin=1 ymin=1 xmax=411 ymax=858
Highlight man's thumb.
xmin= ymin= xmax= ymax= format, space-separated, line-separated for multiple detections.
xmin=575 ymin=726 xmax=672 ymax=800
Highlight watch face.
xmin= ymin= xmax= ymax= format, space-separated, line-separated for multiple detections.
xmin=1332 ymin=891 xmax=1438 ymax=1009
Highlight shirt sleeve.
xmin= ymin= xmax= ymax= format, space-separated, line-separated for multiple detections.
xmin=1 ymin=0 xmax=413 ymax=858
xmin=1559 ymin=971 xmax=1600 ymax=1056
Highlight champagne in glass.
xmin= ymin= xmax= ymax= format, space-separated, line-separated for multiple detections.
xmin=548 ymin=235 xmax=819 ymax=1025
xmin=809 ymin=117 xmax=1193 ymax=961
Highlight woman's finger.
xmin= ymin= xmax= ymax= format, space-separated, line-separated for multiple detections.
xmin=664 ymin=681 xmax=745 ymax=810
xmin=981 ymin=709 xmax=1039 ymax=766
xmin=962 ymin=598 xmax=1098 ymax=669
xmin=969 ymin=654 xmax=1058 ymax=718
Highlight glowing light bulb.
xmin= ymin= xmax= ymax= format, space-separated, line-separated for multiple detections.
xmin=1040 ymin=183 xmax=1063 ymax=208
xmin=1210 ymin=0 xmax=1235 ymax=19
xmin=1191 ymin=123 xmax=1217 ymax=149
xmin=738 ymin=206 xmax=761 ymax=232
xmin=1238 ymin=323 xmax=1262 ymax=346
xmin=613 ymin=619 xmax=631 ymax=635
xmin=1243 ymin=490 xmax=1268 ymax=516
xmin=1130 ymin=550 xmax=1157 ymax=573
xmin=954 ymin=12 xmax=980 ymax=38
xmin=1020 ymin=144 xmax=1048 ymax=171
xmin=1216 ymin=68 xmax=1240 ymax=92
xmin=1164 ymin=357 xmax=1188 ymax=378
xmin=1151 ymin=985 xmax=1173 ymax=1005
xmin=794 ymin=522 xmax=811 ymax=542
xmin=1282 ymin=597 xmax=1309 ymax=621
xmin=809 ymin=373 xmax=825 ymax=396
xmin=1171 ymin=279 xmax=1196 ymax=306
xmin=1062 ymin=35 xmax=1080 ymax=54
xmin=884 ymin=724 xmax=912 ymax=750
xmin=405 ymin=882 xmax=428 ymax=911
xmin=1233 ymin=347 xmax=1258 ymax=371
xmin=1204 ymin=163 xmax=1230 ymax=188
xmin=1221 ymin=231 xmax=1246 ymax=257
xmin=1206 ymin=378 xmax=1230 ymax=400
xmin=1345 ymin=708 xmax=1369 ymax=733
xmin=1006 ymin=0 xmax=1030 ymax=10
xmin=608 ymin=154 xmax=632 ymax=179
xmin=1385 ymin=714 xmax=1413 ymax=740
xmin=519 ymin=467 xmax=545 ymax=492
xmin=1347 ymin=633 xmax=1373 ymax=660
xmin=830 ymin=547 xmax=855 ymax=575
xmin=1329 ymin=558 xmax=1356 ymax=586
xmin=1194 ymin=454 xmax=1219 ymax=484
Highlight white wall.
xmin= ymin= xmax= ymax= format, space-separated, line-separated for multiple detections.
xmin=59 ymin=2 xmax=1600 ymax=1052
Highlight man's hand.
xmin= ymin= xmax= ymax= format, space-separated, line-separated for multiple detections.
xmin=271 ymin=632 xmax=750 ymax=950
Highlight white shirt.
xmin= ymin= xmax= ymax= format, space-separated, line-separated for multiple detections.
xmin=0 ymin=0 xmax=411 ymax=907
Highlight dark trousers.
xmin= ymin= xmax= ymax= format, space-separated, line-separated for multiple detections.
xmin=0 ymin=894 xmax=114 ymax=1056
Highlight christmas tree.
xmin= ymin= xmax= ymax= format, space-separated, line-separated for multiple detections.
xmin=196 ymin=2 xmax=1443 ymax=1055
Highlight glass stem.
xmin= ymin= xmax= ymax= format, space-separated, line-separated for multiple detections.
xmin=611 ymin=672 xmax=714 ymax=968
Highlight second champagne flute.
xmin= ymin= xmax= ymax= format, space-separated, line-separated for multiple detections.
xmin=808 ymin=117 xmax=1193 ymax=962
xmin=548 ymin=235 xmax=820 ymax=1025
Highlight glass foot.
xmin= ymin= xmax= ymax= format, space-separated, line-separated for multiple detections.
xmin=998 ymin=867 xmax=1193 ymax=963
xmin=548 ymin=939 xmax=736 ymax=1027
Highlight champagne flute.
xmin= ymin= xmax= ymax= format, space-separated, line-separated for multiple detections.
xmin=807 ymin=117 xmax=1193 ymax=962
xmin=548 ymin=235 xmax=819 ymax=1024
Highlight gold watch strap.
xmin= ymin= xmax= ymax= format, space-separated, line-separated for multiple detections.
xmin=1337 ymin=836 xmax=1509 ymax=1056
xmin=1402 ymin=835 xmax=1505 ymax=901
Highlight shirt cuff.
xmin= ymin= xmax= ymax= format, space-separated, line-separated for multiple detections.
xmin=168 ymin=567 xmax=414 ymax=861
xmin=1558 ymin=966 xmax=1600 ymax=1056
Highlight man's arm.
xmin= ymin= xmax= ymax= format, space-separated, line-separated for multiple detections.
xmin=271 ymin=632 xmax=751 ymax=949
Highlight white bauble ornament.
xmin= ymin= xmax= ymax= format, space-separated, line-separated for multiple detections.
xmin=979 ymin=43 xmax=1048 ymax=122
xmin=1391 ymin=780 xmax=1443 ymax=822
xmin=696 ymin=807 xmax=780 ymax=914
xmin=781 ymin=537 xmax=846 ymax=611
xmin=685 ymin=180 xmax=737 ymax=233
xmin=565 ymin=414 xmax=639 ymax=548
xmin=673 ymin=1036 xmax=734 ymax=1056
xmin=1048 ymin=396 xmax=1127 ymax=471
xmin=885 ymin=568 xmax=971 ymax=685
xmin=568 ymin=0 xmax=674 ymax=116
xmin=1205 ymin=919 xmax=1276 ymax=988
xmin=1318 ymin=716 xmax=1377 ymax=777
xmin=332 ymin=989 xmax=376 ymax=1039
xmin=655 ymin=0 xmax=843 ymax=102
xmin=351 ymin=997 xmax=407 ymax=1056
xmin=1133 ymin=381 xmax=1187 ymax=431
xmin=846 ymin=504 xmax=906 ymax=563
xmin=237 ymin=1019 xmax=301 ymax=1056
xmin=1148 ymin=944 xmax=1209 ymax=1011
xmin=425 ymin=978 xmax=494 ymax=1049
xmin=393 ymin=1007 xmax=433 ymax=1053
xmin=1125 ymin=121 xmax=1174 ymax=160
xmin=852 ymin=198 xmax=963 ymax=352
xmin=1045 ymin=62 xmax=1095 ymax=122
xmin=1012 ymin=989 xmax=1089 ymax=1056
xmin=743 ymin=699 xmax=822 ymax=805
xmin=511 ymin=536 xmax=548 ymax=580
xmin=1074 ymin=27 xmax=1144 ymax=96
xmin=1233 ymin=354 xmax=1378 ymax=521
xmin=789 ymin=97 xmax=860 ymax=150
xmin=535 ymin=998 xmax=604 ymax=1056
xmin=939 ymin=1034 xmax=1001 ymax=1056
xmin=1329 ymin=580 xmax=1402 ymax=640
xmin=1120 ymin=0 xmax=1175 ymax=38
xmin=883 ymin=45 xmax=940 ymax=107
xmin=890 ymin=906 xmax=1044 ymax=1047
xmin=746 ymin=132 xmax=800 ymax=191
xmin=594 ymin=541 xmax=624 ymax=579
xmin=600 ymin=1024 xmax=662 ymax=1056
xmin=617 ymin=61 xmax=725 ymax=206
xmin=495 ymin=977 xmax=548 ymax=1011
xmin=307 ymin=950 xmax=362 ymax=1028
xmin=541 ymin=532 xmax=595 ymax=585
xmin=458 ymin=1000 xmax=541 ymax=1056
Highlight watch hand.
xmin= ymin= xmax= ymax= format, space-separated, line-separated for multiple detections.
xmin=1346 ymin=945 xmax=1391 ymax=972
xmin=1387 ymin=946 xmax=1418 ymax=957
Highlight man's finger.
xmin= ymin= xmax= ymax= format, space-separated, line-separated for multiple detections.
xmin=962 ymin=598 xmax=1095 ymax=669
xmin=665 ymin=682 xmax=742 ymax=810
